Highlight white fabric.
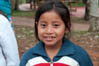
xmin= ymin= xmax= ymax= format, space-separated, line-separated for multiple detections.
xmin=0 ymin=14 xmax=20 ymax=66
xmin=26 ymin=56 xmax=79 ymax=66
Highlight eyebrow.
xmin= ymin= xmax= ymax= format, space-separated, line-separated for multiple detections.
xmin=39 ymin=20 xmax=47 ymax=23
xmin=39 ymin=19 xmax=62 ymax=24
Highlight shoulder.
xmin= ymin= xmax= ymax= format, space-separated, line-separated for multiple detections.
xmin=22 ymin=46 xmax=36 ymax=58
xmin=0 ymin=14 xmax=9 ymax=25
xmin=74 ymin=45 xmax=90 ymax=58
xmin=20 ymin=47 xmax=35 ymax=60
xmin=74 ymin=45 xmax=87 ymax=54
xmin=72 ymin=44 xmax=93 ymax=66
xmin=66 ymin=40 xmax=91 ymax=58
xmin=0 ymin=14 xmax=8 ymax=23
xmin=20 ymin=41 xmax=45 ymax=66
xmin=20 ymin=44 xmax=39 ymax=66
xmin=0 ymin=14 xmax=10 ymax=31
xmin=65 ymin=39 xmax=93 ymax=66
xmin=21 ymin=42 xmax=42 ymax=60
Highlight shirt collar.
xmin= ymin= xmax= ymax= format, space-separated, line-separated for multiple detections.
xmin=56 ymin=38 xmax=75 ymax=56
xmin=32 ymin=38 xmax=75 ymax=57
xmin=32 ymin=40 xmax=48 ymax=57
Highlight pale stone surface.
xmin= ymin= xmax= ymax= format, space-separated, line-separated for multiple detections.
xmin=90 ymin=0 xmax=99 ymax=17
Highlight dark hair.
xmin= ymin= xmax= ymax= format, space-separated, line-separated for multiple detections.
xmin=34 ymin=0 xmax=71 ymax=40
xmin=0 ymin=11 xmax=8 ymax=19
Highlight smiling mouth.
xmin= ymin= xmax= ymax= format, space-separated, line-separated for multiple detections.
xmin=44 ymin=36 xmax=56 ymax=41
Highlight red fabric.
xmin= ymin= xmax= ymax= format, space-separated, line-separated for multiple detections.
xmin=34 ymin=63 xmax=70 ymax=66
xmin=34 ymin=63 xmax=50 ymax=66
xmin=54 ymin=63 xmax=70 ymax=66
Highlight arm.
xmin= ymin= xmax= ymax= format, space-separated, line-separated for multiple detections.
xmin=0 ymin=14 xmax=20 ymax=66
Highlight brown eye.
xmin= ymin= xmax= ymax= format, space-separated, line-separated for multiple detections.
xmin=41 ymin=23 xmax=46 ymax=28
xmin=53 ymin=24 xmax=59 ymax=28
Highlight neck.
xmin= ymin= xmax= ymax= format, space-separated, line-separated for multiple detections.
xmin=45 ymin=41 xmax=62 ymax=60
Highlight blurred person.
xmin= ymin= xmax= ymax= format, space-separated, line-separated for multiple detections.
xmin=0 ymin=11 xmax=20 ymax=66
xmin=30 ymin=0 xmax=36 ymax=9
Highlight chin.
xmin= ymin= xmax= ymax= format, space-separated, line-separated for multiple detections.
xmin=44 ymin=42 xmax=56 ymax=46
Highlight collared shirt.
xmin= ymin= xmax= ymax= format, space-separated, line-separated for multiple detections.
xmin=20 ymin=38 xmax=93 ymax=66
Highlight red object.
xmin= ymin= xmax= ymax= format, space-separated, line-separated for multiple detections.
xmin=34 ymin=63 xmax=70 ymax=66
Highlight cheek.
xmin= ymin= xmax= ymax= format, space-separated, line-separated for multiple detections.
xmin=56 ymin=28 xmax=65 ymax=37
xmin=37 ymin=27 xmax=41 ymax=38
xmin=37 ymin=28 xmax=44 ymax=39
xmin=58 ymin=30 xmax=65 ymax=36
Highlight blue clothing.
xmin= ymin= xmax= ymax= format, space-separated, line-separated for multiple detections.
xmin=0 ymin=0 xmax=13 ymax=28
xmin=20 ymin=39 xmax=93 ymax=66
xmin=0 ymin=0 xmax=11 ymax=18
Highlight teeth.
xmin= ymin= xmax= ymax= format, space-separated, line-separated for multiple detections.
xmin=45 ymin=36 xmax=55 ymax=40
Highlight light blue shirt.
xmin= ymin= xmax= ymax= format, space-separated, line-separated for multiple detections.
xmin=0 ymin=14 xmax=20 ymax=66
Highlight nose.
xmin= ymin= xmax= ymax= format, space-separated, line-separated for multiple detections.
xmin=46 ymin=26 xmax=54 ymax=34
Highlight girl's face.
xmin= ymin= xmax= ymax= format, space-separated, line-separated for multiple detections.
xmin=38 ymin=11 xmax=66 ymax=46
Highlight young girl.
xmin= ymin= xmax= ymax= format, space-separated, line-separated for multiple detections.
xmin=20 ymin=0 xmax=93 ymax=66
